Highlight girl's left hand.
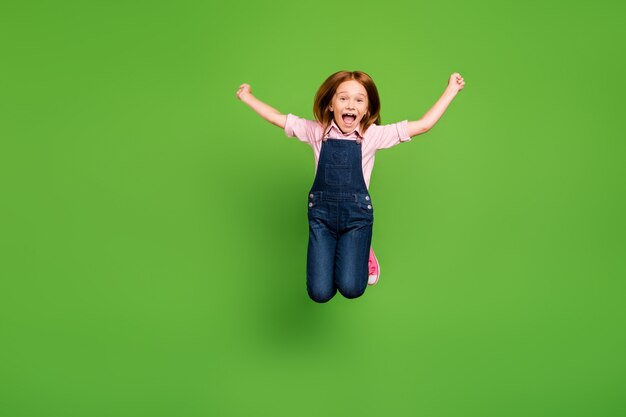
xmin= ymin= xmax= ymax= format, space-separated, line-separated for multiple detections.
xmin=447 ymin=73 xmax=465 ymax=93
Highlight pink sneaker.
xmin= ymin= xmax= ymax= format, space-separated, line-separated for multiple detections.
xmin=368 ymin=247 xmax=380 ymax=285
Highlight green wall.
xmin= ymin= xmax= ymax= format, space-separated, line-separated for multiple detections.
xmin=1 ymin=0 xmax=624 ymax=416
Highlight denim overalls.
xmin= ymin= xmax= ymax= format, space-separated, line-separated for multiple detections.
xmin=306 ymin=138 xmax=373 ymax=303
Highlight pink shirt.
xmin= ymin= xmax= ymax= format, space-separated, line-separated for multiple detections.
xmin=284 ymin=113 xmax=412 ymax=189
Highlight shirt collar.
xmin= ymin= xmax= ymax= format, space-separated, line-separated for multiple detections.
xmin=325 ymin=118 xmax=364 ymax=139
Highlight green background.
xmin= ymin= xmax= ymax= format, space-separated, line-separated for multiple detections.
xmin=1 ymin=0 xmax=625 ymax=416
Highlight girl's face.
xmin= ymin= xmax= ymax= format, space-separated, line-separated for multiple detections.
xmin=329 ymin=80 xmax=369 ymax=134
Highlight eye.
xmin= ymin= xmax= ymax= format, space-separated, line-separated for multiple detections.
xmin=339 ymin=97 xmax=347 ymax=101
xmin=357 ymin=99 xmax=364 ymax=103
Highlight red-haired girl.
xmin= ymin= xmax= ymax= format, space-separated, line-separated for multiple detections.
xmin=237 ymin=71 xmax=465 ymax=302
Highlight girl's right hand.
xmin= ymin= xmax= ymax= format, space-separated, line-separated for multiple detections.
xmin=447 ymin=73 xmax=465 ymax=94
xmin=236 ymin=83 xmax=252 ymax=100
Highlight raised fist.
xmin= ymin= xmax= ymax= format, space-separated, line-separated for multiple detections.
xmin=236 ymin=83 xmax=252 ymax=100
xmin=448 ymin=73 xmax=465 ymax=93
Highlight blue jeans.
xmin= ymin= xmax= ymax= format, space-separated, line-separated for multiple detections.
xmin=306 ymin=191 xmax=373 ymax=303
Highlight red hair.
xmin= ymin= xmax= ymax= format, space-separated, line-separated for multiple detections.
xmin=313 ymin=70 xmax=381 ymax=141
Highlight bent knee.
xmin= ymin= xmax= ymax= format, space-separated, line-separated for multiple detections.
xmin=338 ymin=283 xmax=366 ymax=299
xmin=308 ymin=287 xmax=336 ymax=303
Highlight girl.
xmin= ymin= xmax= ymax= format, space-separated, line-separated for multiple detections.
xmin=236 ymin=71 xmax=465 ymax=303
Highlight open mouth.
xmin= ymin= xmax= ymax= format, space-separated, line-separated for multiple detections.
xmin=342 ymin=113 xmax=357 ymax=125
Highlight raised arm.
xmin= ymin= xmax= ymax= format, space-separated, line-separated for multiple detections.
xmin=406 ymin=73 xmax=465 ymax=138
xmin=236 ymin=83 xmax=288 ymax=129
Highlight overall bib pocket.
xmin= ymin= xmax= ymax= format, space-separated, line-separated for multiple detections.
xmin=325 ymin=165 xmax=351 ymax=186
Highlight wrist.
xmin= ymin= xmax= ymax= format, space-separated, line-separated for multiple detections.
xmin=445 ymin=86 xmax=458 ymax=96
xmin=240 ymin=93 xmax=255 ymax=104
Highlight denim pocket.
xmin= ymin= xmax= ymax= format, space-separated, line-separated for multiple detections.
xmin=325 ymin=165 xmax=351 ymax=186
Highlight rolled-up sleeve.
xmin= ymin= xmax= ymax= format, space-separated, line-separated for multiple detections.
xmin=372 ymin=120 xmax=412 ymax=150
xmin=284 ymin=113 xmax=321 ymax=145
